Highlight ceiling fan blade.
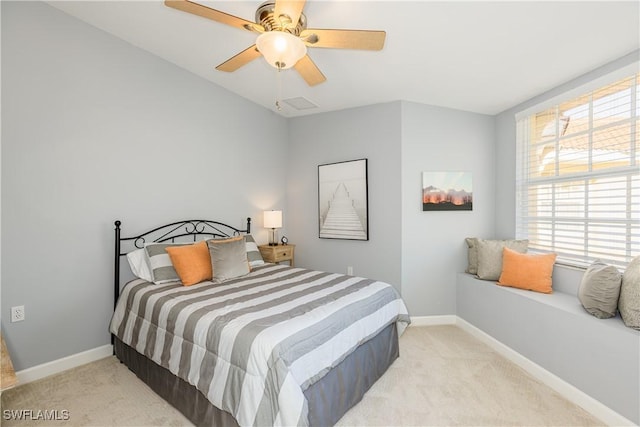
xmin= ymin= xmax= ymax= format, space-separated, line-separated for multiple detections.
xmin=301 ymin=29 xmax=386 ymax=50
xmin=165 ymin=0 xmax=263 ymax=33
xmin=274 ymin=0 xmax=306 ymax=29
xmin=216 ymin=45 xmax=262 ymax=72
xmin=294 ymin=55 xmax=326 ymax=86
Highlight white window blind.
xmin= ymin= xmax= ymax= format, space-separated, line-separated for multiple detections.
xmin=516 ymin=72 xmax=639 ymax=269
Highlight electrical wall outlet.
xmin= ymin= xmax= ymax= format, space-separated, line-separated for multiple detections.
xmin=347 ymin=266 xmax=354 ymax=275
xmin=11 ymin=305 xmax=25 ymax=323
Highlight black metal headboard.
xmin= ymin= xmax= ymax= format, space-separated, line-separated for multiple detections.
xmin=113 ymin=218 xmax=251 ymax=310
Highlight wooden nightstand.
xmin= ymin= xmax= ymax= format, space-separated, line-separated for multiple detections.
xmin=259 ymin=244 xmax=295 ymax=267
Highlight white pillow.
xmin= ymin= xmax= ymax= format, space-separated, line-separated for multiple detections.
xmin=126 ymin=248 xmax=153 ymax=282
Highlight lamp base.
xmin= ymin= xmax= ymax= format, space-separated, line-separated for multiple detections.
xmin=268 ymin=228 xmax=279 ymax=246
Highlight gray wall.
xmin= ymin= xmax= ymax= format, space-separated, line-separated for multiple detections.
xmin=286 ymin=100 xmax=496 ymax=317
xmin=1 ymin=1 xmax=288 ymax=371
xmin=401 ymin=102 xmax=495 ymax=315
xmin=286 ymin=103 xmax=403 ymax=289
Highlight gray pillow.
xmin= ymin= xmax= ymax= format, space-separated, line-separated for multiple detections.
xmin=208 ymin=237 xmax=250 ymax=283
xmin=476 ymin=239 xmax=529 ymax=281
xmin=578 ymin=260 xmax=622 ymax=319
xmin=619 ymin=256 xmax=640 ymax=330
xmin=465 ymin=238 xmax=478 ymax=275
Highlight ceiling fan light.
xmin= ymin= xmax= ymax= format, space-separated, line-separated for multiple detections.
xmin=256 ymin=31 xmax=307 ymax=70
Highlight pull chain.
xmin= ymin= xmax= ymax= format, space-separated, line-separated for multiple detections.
xmin=275 ymin=63 xmax=283 ymax=111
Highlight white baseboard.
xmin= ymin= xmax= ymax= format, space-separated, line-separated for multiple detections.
xmin=16 ymin=344 xmax=113 ymax=385
xmin=455 ymin=317 xmax=636 ymax=427
xmin=409 ymin=315 xmax=457 ymax=326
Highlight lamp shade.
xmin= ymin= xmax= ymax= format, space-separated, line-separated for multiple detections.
xmin=263 ymin=210 xmax=283 ymax=229
xmin=256 ymin=31 xmax=307 ymax=70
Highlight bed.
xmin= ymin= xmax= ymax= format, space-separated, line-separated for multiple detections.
xmin=110 ymin=218 xmax=410 ymax=427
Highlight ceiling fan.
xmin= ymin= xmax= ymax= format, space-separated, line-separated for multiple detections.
xmin=164 ymin=0 xmax=386 ymax=86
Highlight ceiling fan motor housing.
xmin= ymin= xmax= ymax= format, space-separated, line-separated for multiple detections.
xmin=256 ymin=1 xmax=307 ymax=35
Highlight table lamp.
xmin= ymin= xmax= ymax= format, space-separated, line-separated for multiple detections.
xmin=263 ymin=210 xmax=282 ymax=246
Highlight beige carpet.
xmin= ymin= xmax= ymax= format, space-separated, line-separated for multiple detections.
xmin=1 ymin=326 xmax=603 ymax=426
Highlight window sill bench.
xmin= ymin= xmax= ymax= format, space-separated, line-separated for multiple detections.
xmin=456 ymin=272 xmax=639 ymax=425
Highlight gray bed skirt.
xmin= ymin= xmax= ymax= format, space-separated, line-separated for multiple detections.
xmin=114 ymin=322 xmax=399 ymax=427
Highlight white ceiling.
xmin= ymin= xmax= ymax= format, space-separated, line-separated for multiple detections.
xmin=47 ymin=1 xmax=640 ymax=117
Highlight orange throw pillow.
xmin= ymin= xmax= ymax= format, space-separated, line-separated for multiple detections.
xmin=165 ymin=241 xmax=212 ymax=286
xmin=497 ymin=247 xmax=557 ymax=294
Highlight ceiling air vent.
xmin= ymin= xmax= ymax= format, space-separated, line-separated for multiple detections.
xmin=283 ymin=97 xmax=318 ymax=110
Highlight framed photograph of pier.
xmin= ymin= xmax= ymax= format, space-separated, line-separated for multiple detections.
xmin=422 ymin=171 xmax=473 ymax=211
xmin=318 ymin=159 xmax=369 ymax=240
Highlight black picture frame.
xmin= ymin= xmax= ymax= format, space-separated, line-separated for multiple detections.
xmin=318 ymin=159 xmax=369 ymax=241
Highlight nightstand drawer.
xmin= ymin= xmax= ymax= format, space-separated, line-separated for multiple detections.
xmin=273 ymin=246 xmax=292 ymax=259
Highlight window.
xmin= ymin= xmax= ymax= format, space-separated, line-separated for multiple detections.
xmin=516 ymin=72 xmax=639 ymax=269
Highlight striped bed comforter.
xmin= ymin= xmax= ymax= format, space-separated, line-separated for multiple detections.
xmin=110 ymin=263 xmax=410 ymax=427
